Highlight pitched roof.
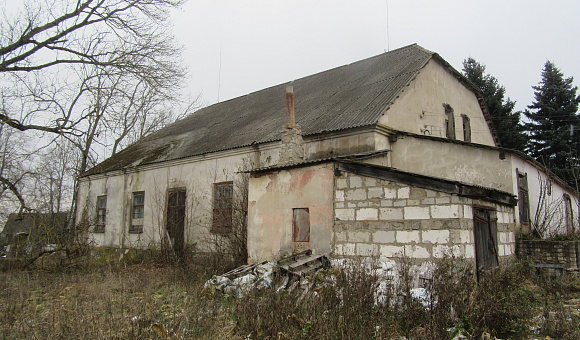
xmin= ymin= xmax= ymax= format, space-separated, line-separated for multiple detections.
xmin=83 ymin=44 xmax=478 ymax=177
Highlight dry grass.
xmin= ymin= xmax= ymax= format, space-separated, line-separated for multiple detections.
xmin=0 ymin=256 xmax=579 ymax=339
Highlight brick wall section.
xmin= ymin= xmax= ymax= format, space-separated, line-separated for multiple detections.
xmin=518 ymin=239 xmax=579 ymax=271
xmin=333 ymin=172 xmax=516 ymax=261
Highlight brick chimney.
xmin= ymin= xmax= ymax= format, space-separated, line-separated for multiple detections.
xmin=279 ymin=86 xmax=305 ymax=164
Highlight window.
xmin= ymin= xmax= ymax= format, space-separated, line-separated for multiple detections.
xmin=462 ymin=114 xmax=471 ymax=142
xmin=130 ymin=192 xmax=145 ymax=233
xmin=95 ymin=195 xmax=107 ymax=233
xmin=444 ymin=104 xmax=456 ymax=139
xmin=212 ymin=182 xmax=233 ymax=233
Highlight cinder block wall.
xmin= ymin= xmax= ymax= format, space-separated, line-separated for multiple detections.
xmin=333 ymin=172 xmax=516 ymax=262
xmin=518 ymin=239 xmax=579 ymax=274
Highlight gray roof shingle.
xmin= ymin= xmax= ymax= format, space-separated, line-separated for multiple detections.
xmin=83 ymin=44 xmax=440 ymax=176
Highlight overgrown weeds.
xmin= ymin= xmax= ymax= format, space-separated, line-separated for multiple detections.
xmin=0 ymin=255 xmax=578 ymax=339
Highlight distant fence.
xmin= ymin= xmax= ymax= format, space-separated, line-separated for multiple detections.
xmin=518 ymin=239 xmax=580 ymax=277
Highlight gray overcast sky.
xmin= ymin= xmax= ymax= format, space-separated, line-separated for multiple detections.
xmin=171 ymin=0 xmax=580 ymax=113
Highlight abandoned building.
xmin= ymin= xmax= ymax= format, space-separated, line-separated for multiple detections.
xmin=76 ymin=44 xmax=579 ymax=272
xmin=0 ymin=212 xmax=69 ymax=256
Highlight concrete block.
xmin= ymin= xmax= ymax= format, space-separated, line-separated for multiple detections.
xmin=464 ymin=245 xmax=475 ymax=258
xmin=508 ymin=232 xmax=515 ymax=243
xmin=335 ymin=209 xmax=355 ymax=221
xmin=373 ymin=230 xmax=395 ymax=243
xmin=430 ymin=205 xmax=460 ymax=219
xmin=368 ymin=187 xmax=384 ymax=199
xmin=336 ymin=178 xmax=347 ymax=189
xmin=379 ymin=207 xmax=404 ymax=220
xmin=350 ymin=176 xmax=363 ymax=188
xmin=425 ymin=189 xmax=438 ymax=197
xmin=357 ymin=202 xmax=369 ymax=207
xmin=346 ymin=188 xmax=366 ymax=201
xmin=381 ymin=199 xmax=393 ymax=207
xmin=335 ymin=190 xmax=345 ymax=202
xmin=398 ymin=187 xmax=410 ymax=199
xmin=396 ymin=230 xmax=420 ymax=243
xmin=343 ymin=243 xmax=356 ymax=256
xmin=380 ymin=245 xmax=404 ymax=257
xmin=458 ymin=230 xmax=471 ymax=244
xmin=334 ymin=244 xmax=343 ymax=255
xmin=347 ymin=202 xmax=356 ymax=208
xmin=357 ymin=208 xmax=378 ymax=220
xmin=422 ymin=230 xmax=450 ymax=244
xmin=433 ymin=245 xmax=450 ymax=258
xmin=504 ymin=244 xmax=513 ymax=256
xmin=407 ymin=199 xmax=421 ymax=206
xmin=348 ymin=231 xmax=371 ymax=243
xmin=335 ymin=202 xmax=344 ymax=208
xmin=357 ymin=243 xmax=379 ymax=256
xmin=384 ymin=187 xmax=397 ymax=199
xmin=364 ymin=177 xmax=377 ymax=187
xmin=404 ymin=245 xmax=430 ymax=258
xmin=421 ymin=198 xmax=435 ymax=205
xmin=499 ymin=232 xmax=507 ymax=244
xmin=335 ymin=231 xmax=347 ymax=242
xmin=435 ymin=197 xmax=450 ymax=204
xmin=394 ymin=200 xmax=407 ymax=207
xmin=463 ymin=205 xmax=473 ymax=219
xmin=404 ymin=206 xmax=430 ymax=220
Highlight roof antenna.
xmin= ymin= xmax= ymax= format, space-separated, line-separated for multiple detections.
xmin=385 ymin=0 xmax=390 ymax=52
xmin=217 ymin=43 xmax=222 ymax=103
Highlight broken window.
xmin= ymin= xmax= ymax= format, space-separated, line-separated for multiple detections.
xmin=444 ymin=104 xmax=456 ymax=139
xmin=130 ymin=191 xmax=144 ymax=233
xmin=462 ymin=114 xmax=471 ymax=142
xmin=517 ymin=170 xmax=530 ymax=231
xmin=95 ymin=195 xmax=107 ymax=233
xmin=293 ymin=208 xmax=310 ymax=242
xmin=212 ymin=182 xmax=233 ymax=233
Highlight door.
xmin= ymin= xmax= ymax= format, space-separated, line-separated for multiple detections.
xmin=293 ymin=208 xmax=310 ymax=252
xmin=166 ymin=188 xmax=186 ymax=252
xmin=473 ymin=207 xmax=499 ymax=279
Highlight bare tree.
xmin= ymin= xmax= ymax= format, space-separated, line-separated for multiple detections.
xmin=0 ymin=0 xmax=190 ymax=213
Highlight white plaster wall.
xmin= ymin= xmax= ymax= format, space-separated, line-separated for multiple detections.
xmin=247 ymin=163 xmax=335 ymax=262
xmin=389 ymin=136 xmax=513 ymax=192
xmin=378 ymin=59 xmax=496 ymax=146
xmin=511 ymin=155 xmax=580 ymax=236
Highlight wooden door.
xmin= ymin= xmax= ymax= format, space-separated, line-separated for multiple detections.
xmin=473 ymin=207 xmax=499 ymax=279
xmin=166 ymin=188 xmax=186 ymax=252
xmin=293 ymin=208 xmax=310 ymax=251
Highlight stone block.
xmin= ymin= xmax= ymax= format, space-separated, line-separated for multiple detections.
xmin=410 ymin=187 xmax=427 ymax=199
xmin=368 ymin=187 xmax=384 ymax=199
xmin=421 ymin=198 xmax=435 ymax=205
xmin=335 ymin=209 xmax=355 ymax=221
xmin=347 ymin=202 xmax=356 ymax=208
xmin=350 ymin=176 xmax=363 ymax=188
xmin=394 ymin=200 xmax=407 ymax=207
xmin=396 ymin=230 xmax=420 ymax=243
xmin=499 ymin=232 xmax=507 ymax=244
xmin=404 ymin=245 xmax=430 ymax=258
xmin=343 ymin=243 xmax=356 ymax=256
xmin=398 ymin=187 xmax=410 ymax=199
xmin=425 ymin=189 xmax=438 ymax=197
xmin=373 ymin=230 xmax=396 ymax=243
xmin=379 ymin=207 xmax=404 ymax=220
xmin=404 ymin=206 xmax=430 ymax=220
xmin=357 ymin=208 xmax=378 ymax=220
xmin=348 ymin=231 xmax=371 ymax=242
xmin=336 ymin=178 xmax=347 ymax=189
xmin=334 ymin=244 xmax=343 ymax=255
xmin=380 ymin=245 xmax=404 ymax=257
xmin=357 ymin=201 xmax=369 ymax=207
xmin=357 ymin=243 xmax=379 ymax=256
xmin=435 ymin=197 xmax=450 ymax=204
xmin=430 ymin=205 xmax=460 ymax=219
xmin=407 ymin=199 xmax=421 ymax=206
xmin=458 ymin=230 xmax=471 ymax=244
xmin=364 ymin=177 xmax=377 ymax=187
xmin=335 ymin=202 xmax=344 ymax=208
xmin=346 ymin=188 xmax=366 ymax=201
xmin=384 ymin=187 xmax=397 ymax=199
xmin=464 ymin=245 xmax=475 ymax=258
xmin=335 ymin=190 xmax=345 ymax=202
xmin=422 ymin=230 xmax=450 ymax=244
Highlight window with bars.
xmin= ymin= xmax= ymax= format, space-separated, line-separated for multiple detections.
xmin=130 ymin=192 xmax=145 ymax=233
xmin=95 ymin=195 xmax=107 ymax=233
xmin=212 ymin=182 xmax=233 ymax=233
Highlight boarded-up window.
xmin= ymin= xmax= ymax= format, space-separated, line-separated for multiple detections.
xmin=293 ymin=208 xmax=310 ymax=242
xmin=517 ymin=170 xmax=530 ymax=229
xmin=444 ymin=104 xmax=456 ymax=139
xmin=462 ymin=114 xmax=471 ymax=142
xmin=212 ymin=182 xmax=233 ymax=233
xmin=95 ymin=195 xmax=107 ymax=233
xmin=130 ymin=192 xmax=145 ymax=233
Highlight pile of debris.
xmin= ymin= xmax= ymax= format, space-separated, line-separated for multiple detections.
xmin=204 ymin=250 xmax=330 ymax=297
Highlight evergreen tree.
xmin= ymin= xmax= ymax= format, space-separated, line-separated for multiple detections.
xmin=524 ymin=61 xmax=580 ymax=184
xmin=462 ymin=58 xmax=527 ymax=151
